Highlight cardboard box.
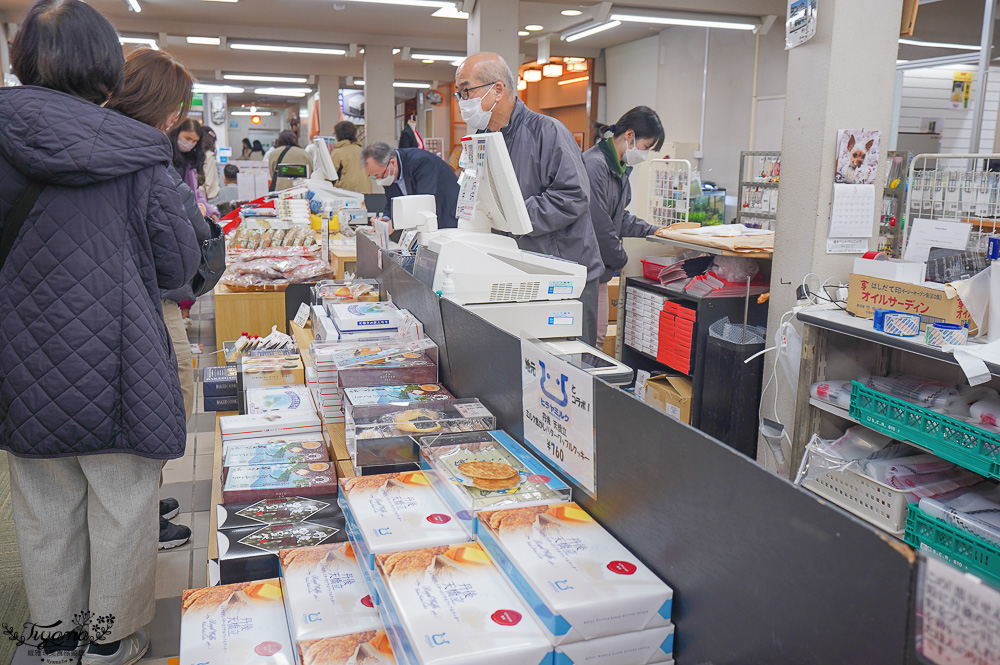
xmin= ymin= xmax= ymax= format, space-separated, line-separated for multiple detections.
xmin=220 ymin=412 xmax=323 ymax=442
xmin=298 ymin=631 xmax=396 ymax=665
xmin=216 ymin=518 xmax=347 ymax=585
xmin=180 ymin=579 xmax=294 ymax=665
xmin=644 ymin=375 xmax=692 ymax=424
xmin=375 ymin=542 xmax=552 ymax=665
xmin=279 ymin=543 xmax=380 ymax=644
xmin=246 ymin=385 xmax=316 ymax=415
xmin=553 ymin=625 xmax=674 ymax=665
xmin=224 ymin=462 xmax=339 ymax=504
xmin=218 ymin=495 xmax=342 ymax=530
xmin=847 ymin=273 xmax=975 ymax=331
xmin=338 ymin=471 xmax=468 ymax=568
xmin=608 ymin=276 xmax=620 ymax=322
xmin=602 ymin=324 xmax=617 ymax=357
xmin=477 ymin=503 xmax=673 ymax=645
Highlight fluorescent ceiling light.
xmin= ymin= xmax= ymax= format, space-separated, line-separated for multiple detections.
xmin=518 ymin=30 xmax=530 ymax=36
xmin=232 ymin=111 xmax=273 ymax=116
xmin=339 ymin=0 xmax=454 ymax=7
xmin=224 ymin=73 xmax=309 ymax=83
xmin=431 ymin=5 xmax=468 ymax=18
xmin=193 ymin=83 xmax=244 ymax=93
xmin=392 ymin=48 xmax=401 ymax=55
xmin=393 ymin=81 xmax=431 ymax=88
xmin=201 ymin=0 xmax=238 ymax=3
xmin=898 ymin=38 xmax=980 ymax=50
xmin=354 ymin=79 xmax=366 ymax=85
xmin=126 ymin=0 xmax=141 ymax=12
xmin=120 ymin=36 xmax=158 ymax=50
xmin=610 ymin=12 xmax=757 ymax=30
xmin=557 ymin=75 xmax=589 ymax=85
xmin=255 ymin=87 xmax=313 ymax=96
xmin=525 ymin=24 xmax=544 ymax=31
xmin=231 ymin=42 xmax=347 ymax=55
xmin=564 ymin=20 xmax=620 ymax=42
xmin=561 ymin=9 xmax=582 ymax=16
xmin=422 ymin=59 xmax=435 ymax=63
xmin=410 ymin=52 xmax=464 ymax=62
xmin=186 ymin=36 xmax=221 ymax=45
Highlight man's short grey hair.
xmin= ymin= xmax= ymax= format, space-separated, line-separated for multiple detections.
xmin=361 ymin=141 xmax=394 ymax=165
xmin=470 ymin=54 xmax=517 ymax=99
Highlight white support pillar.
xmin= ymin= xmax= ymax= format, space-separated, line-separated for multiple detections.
xmin=317 ymin=75 xmax=342 ymax=136
xmin=0 ymin=23 xmax=11 ymax=85
xmin=467 ymin=0 xmax=520 ymax=70
xmin=364 ymin=45 xmax=396 ymax=146
xmin=763 ymin=0 xmax=904 ymax=474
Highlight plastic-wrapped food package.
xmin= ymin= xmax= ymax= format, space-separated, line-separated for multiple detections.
xmin=919 ymin=483 xmax=1000 ymax=547
xmin=809 ymin=380 xmax=852 ymax=408
xmin=222 ymin=246 xmax=334 ymax=291
xmin=860 ymin=374 xmax=964 ymax=412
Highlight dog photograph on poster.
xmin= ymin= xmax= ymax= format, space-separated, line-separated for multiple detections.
xmin=835 ymin=129 xmax=881 ymax=185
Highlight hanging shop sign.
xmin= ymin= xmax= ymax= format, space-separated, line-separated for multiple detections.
xmin=785 ymin=0 xmax=817 ymax=50
xmin=952 ymin=72 xmax=973 ymax=110
xmin=520 ymin=337 xmax=596 ymax=497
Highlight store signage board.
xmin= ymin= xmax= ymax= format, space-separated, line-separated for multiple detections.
xmin=915 ymin=553 xmax=1000 ymax=664
xmin=520 ymin=337 xmax=596 ymax=498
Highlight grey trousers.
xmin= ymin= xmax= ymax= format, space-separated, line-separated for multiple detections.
xmin=7 ymin=452 xmax=161 ymax=643
xmin=580 ymin=278 xmax=600 ymax=347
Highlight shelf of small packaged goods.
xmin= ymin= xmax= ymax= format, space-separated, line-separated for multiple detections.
xmin=796 ymin=307 xmax=1000 ymax=587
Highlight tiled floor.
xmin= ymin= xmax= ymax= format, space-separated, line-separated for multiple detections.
xmin=11 ymin=296 xmax=218 ymax=665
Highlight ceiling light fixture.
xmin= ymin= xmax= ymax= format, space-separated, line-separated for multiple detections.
xmin=254 ymin=87 xmax=313 ymax=96
xmin=201 ymin=0 xmax=239 ymax=3
xmin=563 ymin=56 xmax=586 ymax=63
xmin=517 ymin=77 xmax=526 ymax=91
xmin=566 ymin=61 xmax=587 ymax=71
xmin=224 ymin=74 xmax=309 ymax=83
xmin=525 ymin=24 xmax=544 ymax=31
xmin=561 ymin=9 xmax=582 ymax=16
xmin=542 ymin=63 xmax=563 ymax=77
xmin=354 ymin=79 xmax=366 ymax=85
xmin=232 ymin=111 xmax=273 ymax=116
xmin=610 ymin=12 xmax=757 ymax=31
xmin=193 ymin=83 xmax=244 ymax=93
xmin=119 ymin=36 xmax=158 ymax=50
xmin=186 ymin=36 xmax=221 ymax=45
xmin=410 ymin=52 xmax=464 ymax=62
xmin=562 ymin=20 xmax=621 ymax=42
xmin=125 ymin=0 xmax=141 ymax=12
xmin=431 ymin=5 xmax=468 ymax=18
xmin=557 ymin=75 xmax=589 ymax=85
xmin=898 ymin=38 xmax=980 ymax=50
xmin=392 ymin=48 xmax=401 ymax=54
xmin=523 ymin=69 xmax=542 ymax=82
xmin=422 ymin=59 xmax=435 ymax=63
xmin=339 ymin=0 xmax=455 ymax=7
xmin=230 ymin=42 xmax=347 ymax=55
xmin=393 ymin=81 xmax=432 ymax=88
xmin=518 ymin=30 xmax=530 ymax=36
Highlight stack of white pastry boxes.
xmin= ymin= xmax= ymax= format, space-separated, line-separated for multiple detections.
xmin=623 ymin=285 xmax=667 ymax=358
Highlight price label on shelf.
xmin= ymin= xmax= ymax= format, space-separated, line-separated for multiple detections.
xmin=520 ymin=338 xmax=596 ymax=498
xmin=292 ymin=303 xmax=310 ymax=328
xmin=916 ymin=554 xmax=1000 ymax=665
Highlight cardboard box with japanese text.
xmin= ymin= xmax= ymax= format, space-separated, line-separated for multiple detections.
xmin=847 ymin=274 xmax=975 ymax=332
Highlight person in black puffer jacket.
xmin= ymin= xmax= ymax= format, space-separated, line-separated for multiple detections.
xmin=0 ymin=2 xmax=199 ymax=664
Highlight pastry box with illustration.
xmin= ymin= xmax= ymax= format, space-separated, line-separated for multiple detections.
xmin=223 ymin=436 xmax=330 ymax=477
xmin=224 ymin=462 xmax=339 ymax=503
xmin=218 ymin=495 xmax=343 ymax=530
xmin=343 ymin=383 xmax=453 ymax=408
xmin=279 ymin=542 xmax=381 ymax=643
xmin=245 ymin=385 xmax=317 ymax=415
xmin=346 ymin=399 xmax=495 ymax=458
xmin=374 ymin=542 xmax=552 ymax=665
xmin=180 ymin=579 xmax=295 ymax=665
xmin=328 ymin=301 xmax=402 ymax=332
xmin=238 ymin=354 xmax=306 ymax=389
xmin=216 ymin=520 xmax=347 ymax=585
xmin=477 ymin=502 xmax=674 ymax=644
xmin=338 ymin=471 xmax=468 ymax=568
xmin=297 ymin=630 xmax=395 ymax=665
xmin=554 ymin=624 xmax=675 ymax=665
xmin=311 ymin=339 xmax=437 ymax=389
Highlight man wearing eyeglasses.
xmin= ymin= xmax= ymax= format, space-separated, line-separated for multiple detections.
xmin=455 ymin=52 xmax=603 ymax=347
xmin=362 ymin=141 xmax=460 ymax=229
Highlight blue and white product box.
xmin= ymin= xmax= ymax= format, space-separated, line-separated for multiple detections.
xmin=278 ymin=543 xmax=381 ymax=648
xmin=220 ymin=411 xmax=323 ymax=443
xmin=312 ymin=312 xmax=340 ymax=342
xmin=329 ymin=302 xmax=402 ymax=332
xmin=554 ymin=625 xmax=674 ymax=665
xmin=245 ymin=385 xmax=316 ymax=415
xmin=477 ymin=502 xmax=673 ymax=645
xmin=204 ymin=365 xmax=238 ymax=397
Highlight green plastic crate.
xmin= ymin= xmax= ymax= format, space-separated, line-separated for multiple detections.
xmin=849 ymin=381 xmax=1000 ymax=480
xmin=904 ymin=504 xmax=1000 ymax=589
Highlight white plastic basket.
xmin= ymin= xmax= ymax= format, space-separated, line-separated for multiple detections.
xmin=803 ymin=469 xmax=909 ymax=536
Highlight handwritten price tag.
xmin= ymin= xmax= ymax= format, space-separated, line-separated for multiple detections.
xmin=917 ymin=554 xmax=1000 ymax=665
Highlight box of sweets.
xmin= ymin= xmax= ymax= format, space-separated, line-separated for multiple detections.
xmin=223 ymin=438 xmax=329 ymax=480
xmin=333 ymin=344 xmax=437 ymax=390
xmin=180 ymin=579 xmax=295 ymax=665
xmin=238 ymin=355 xmax=306 ymax=390
xmin=205 ymin=394 xmax=239 ymax=412
xmin=347 ymin=400 xmax=495 ymax=461
xmin=353 ymin=437 xmax=420 ymax=477
xmin=343 ymin=383 xmax=453 ymax=408
xmin=477 ymin=502 xmax=674 ymax=644
xmin=328 ymin=302 xmax=402 ymax=332
xmin=338 ymin=471 xmax=468 ymax=569
xmin=223 ymin=462 xmax=339 ymax=504
xmin=374 ymin=542 xmax=552 ymax=665
xmin=216 ymin=520 xmax=347 ymax=585
xmin=279 ymin=542 xmax=380 ymax=643
xmin=298 ymin=631 xmax=395 ymax=665
xmin=313 ymin=278 xmax=380 ymax=307
xmin=220 ymin=412 xmax=323 ymax=442
xmin=218 ymin=495 xmax=342 ymax=530
xmin=245 ymin=385 xmax=316 ymax=415
xmin=222 ymin=433 xmax=329 ymax=464
xmin=553 ymin=625 xmax=674 ymax=665
xmin=204 ymin=365 xmax=238 ymax=397
xmin=310 ymin=338 xmax=428 ymax=387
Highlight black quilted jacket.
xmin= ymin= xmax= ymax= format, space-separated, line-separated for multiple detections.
xmin=0 ymin=86 xmax=200 ymax=459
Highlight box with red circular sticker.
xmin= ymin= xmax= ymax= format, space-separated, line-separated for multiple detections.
xmin=180 ymin=579 xmax=295 ymax=665
xmin=476 ymin=502 xmax=674 ymax=646
xmin=374 ymin=542 xmax=552 ymax=665
xmin=278 ymin=542 xmax=382 ymax=650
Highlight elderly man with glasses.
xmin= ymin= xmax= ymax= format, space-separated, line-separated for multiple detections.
xmin=455 ymin=52 xmax=603 ymax=347
xmin=361 ymin=141 xmax=461 ymax=229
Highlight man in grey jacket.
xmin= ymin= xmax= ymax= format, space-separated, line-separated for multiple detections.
xmin=455 ymin=52 xmax=603 ymax=346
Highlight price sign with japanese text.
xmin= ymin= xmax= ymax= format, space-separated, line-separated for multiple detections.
xmin=916 ymin=554 xmax=1000 ymax=665
xmin=520 ymin=338 xmax=596 ymax=498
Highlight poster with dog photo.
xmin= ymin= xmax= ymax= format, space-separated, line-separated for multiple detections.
xmin=835 ymin=129 xmax=881 ymax=185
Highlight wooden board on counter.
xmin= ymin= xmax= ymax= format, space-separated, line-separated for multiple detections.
xmin=336 ymin=459 xmax=355 ymax=480
xmin=290 ymin=320 xmax=314 ymax=368
xmin=325 ymin=423 xmax=350 ymax=462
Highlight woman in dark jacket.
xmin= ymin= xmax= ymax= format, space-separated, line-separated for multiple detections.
xmin=0 ymin=1 xmax=199 ymax=663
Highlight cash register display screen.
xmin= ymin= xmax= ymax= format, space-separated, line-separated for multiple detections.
xmin=563 ymin=352 xmax=615 ymax=370
xmin=277 ymin=164 xmax=308 ymax=178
